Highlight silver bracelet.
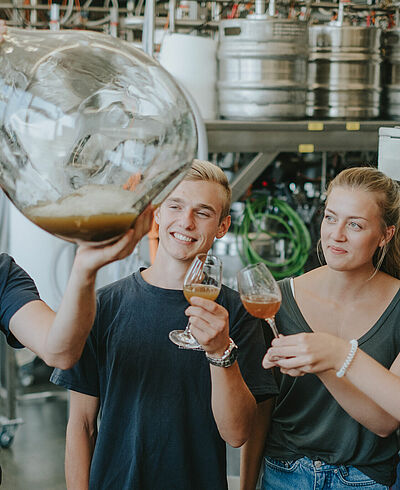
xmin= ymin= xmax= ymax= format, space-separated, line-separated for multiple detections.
xmin=336 ymin=339 xmax=358 ymax=378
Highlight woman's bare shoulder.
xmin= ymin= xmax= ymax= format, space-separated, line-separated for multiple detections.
xmin=294 ymin=266 xmax=327 ymax=288
xmin=378 ymin=271 xmax=400 ymax=293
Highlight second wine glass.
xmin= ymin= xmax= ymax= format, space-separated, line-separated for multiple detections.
xmin=169 ymin=253 xmax=222 ymax=350
xmin=237 ymin=263 xmax=281 ymax=338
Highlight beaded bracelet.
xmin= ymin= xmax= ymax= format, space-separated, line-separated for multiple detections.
xmin=336 ymin=339 xmax=358 ymax=378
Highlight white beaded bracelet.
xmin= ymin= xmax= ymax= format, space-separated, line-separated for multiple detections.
xmin=336 ymin=339 xmax=358 ymax=378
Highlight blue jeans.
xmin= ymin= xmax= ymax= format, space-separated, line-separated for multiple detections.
xmin=261 ymin=456 xmax=389 ymax=489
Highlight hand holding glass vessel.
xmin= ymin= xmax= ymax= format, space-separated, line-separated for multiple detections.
xmin=169 ymin=253 xmax=222 ymax=350
xmin=237 ymin=263 xmax=281 ymax=338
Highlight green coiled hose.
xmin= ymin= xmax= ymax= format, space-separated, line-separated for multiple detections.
xmin=235 ymin=196 xmax=312 ymax=279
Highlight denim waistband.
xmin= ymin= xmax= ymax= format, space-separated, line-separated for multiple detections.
xmin=296 ymin=456 xmax=349 ymax=475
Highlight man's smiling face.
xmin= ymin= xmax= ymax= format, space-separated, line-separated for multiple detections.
xmin=155 ymin=179 xmax=230 ymax=264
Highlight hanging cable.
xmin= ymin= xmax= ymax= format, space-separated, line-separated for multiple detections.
xmin=235 ymin=194 xmax=311 ymax=279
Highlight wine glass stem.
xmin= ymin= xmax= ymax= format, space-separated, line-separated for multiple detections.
xmin=184 ymin=320 xmax=191 ymax=335
xmin=266 ymin=317 xmax=279 ymax=338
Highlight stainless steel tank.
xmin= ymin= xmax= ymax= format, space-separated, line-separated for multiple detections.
xmin=383 ymin=28 xmax=400 ymax=119
xmin=307 ymin=24 xmax=382 ymax=119
xmin=217 ymin=18 xmax=308 ymax=120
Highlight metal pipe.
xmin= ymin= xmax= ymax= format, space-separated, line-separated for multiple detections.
xmin=124 ymin=17 xmax=219 ymax=29
xmin=30 ymin=0 xmax=37 ymax=27
xmin=337 ymin=1 xmax=345 ymax=24
xmin=268 ymin=0 xmax=275 ymax=16
xmin=49 ymin=3 xmax=60 ymax=31
xmin=169 ymin=0 xmax=175 ymax=32
xmin=211 ymin=1 xmax=221 ymax=21
xmin=142 ymin=0 xmax=155 ymax=56
xmin=321 ymin=152 xmax=327 ymax=197
xmin=255 ymin=0 xmax=266 ymax=16
xmin=110 ymin=7 xmax=118 ymax=37
xmin=0 ymin=1 xmax=393 ymax=9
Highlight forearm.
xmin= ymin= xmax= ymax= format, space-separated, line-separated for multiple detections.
xmin=335 ymin=349 xmax=400 ymax=423
xmin=45 ymin=259 xmax=96 ymax=368
xmin=240 ymin=399 xmax=273 ymax=490
xmin=265 ymin=332 xmax=400 ymax=435
xmin=44 ymin=213 xmax=153 ymax=368
xmin=318 ymin=370 xmax=399 ymax=436
xmin=65 ymin=422 xmax=97 ymax=490
xmin=210 ymin=363 xmax=256 ymax=447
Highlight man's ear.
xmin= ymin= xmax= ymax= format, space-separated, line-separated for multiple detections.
xmin=154 ymin=206 xmax=161 ymax=225
xmin=216 ymin=215 xmax=231 ymax=239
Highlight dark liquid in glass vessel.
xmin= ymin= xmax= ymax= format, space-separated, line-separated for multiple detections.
xmin=28 ymin=212 xmax=138 ymax=242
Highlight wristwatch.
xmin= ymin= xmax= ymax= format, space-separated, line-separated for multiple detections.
xmin=206 ymin=338 xmax=238 ymax=368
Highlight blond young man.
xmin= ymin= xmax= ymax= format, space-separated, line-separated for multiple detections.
xmin=51 ymin=160 xmax=277 ymax=490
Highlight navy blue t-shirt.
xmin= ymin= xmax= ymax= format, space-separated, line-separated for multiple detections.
xmin=51 ymin=269 xmax=278 ymax=490
xmin=0 ymin=253 xmax=40 ymax=348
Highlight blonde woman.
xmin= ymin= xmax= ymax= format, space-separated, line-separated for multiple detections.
xmin=243 ymin=167 xmax=400 ymax=490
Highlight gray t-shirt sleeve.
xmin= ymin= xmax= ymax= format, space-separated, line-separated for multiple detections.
xmin=50 ymin=306 xmax=99 ymax=397
xmin=0 ymin=254 xmax=41 ymax=348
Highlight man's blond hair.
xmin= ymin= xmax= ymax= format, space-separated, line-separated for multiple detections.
xmin=183 ymin=159 xmax=231 ymax=222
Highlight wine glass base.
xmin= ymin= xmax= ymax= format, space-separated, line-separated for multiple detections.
xmin=169 ymin=330 xmax=204 ymax=351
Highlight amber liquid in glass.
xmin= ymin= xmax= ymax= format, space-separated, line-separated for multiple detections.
xmin=28 ymin=212 xmax=138 ymax=242
xmin=240 ymin=294 xmax=281 ymax=319
xmin=183 ymin=284 xmax=220 ymax=302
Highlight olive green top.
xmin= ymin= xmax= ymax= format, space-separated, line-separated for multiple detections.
xmin=265 ymin=277 xmax=400 ymax=486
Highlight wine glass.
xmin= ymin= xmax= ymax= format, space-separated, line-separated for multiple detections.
xmin=237 ymin=263 xmax=281 ymax=338
xmin=169 ymin=253 xmax=222 ymax=350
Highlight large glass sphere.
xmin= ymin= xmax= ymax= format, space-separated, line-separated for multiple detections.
xmin=0 ymin=28 xmax=197 ymax=242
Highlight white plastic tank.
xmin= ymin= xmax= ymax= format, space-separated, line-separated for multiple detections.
xmin=159 ymin=33 xmax=218 ymax=120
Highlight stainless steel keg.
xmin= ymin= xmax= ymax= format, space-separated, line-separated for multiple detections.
xmin=383 ymin=28 xmax=400 ymax=119
xmin=217 ymin=18 xmax=308 ymax=120
xmin=307 ymin=24 xmax=382 ymax=119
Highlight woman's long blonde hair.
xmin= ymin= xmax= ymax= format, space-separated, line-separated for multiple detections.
xmin=325 ymin=166 xmax=400 ymax=279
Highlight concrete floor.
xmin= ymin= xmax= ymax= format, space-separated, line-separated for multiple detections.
xmin=1 ymin=395 xmax=68 ymax=490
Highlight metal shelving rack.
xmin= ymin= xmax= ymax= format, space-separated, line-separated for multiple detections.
xmin=206 ymin=120 xmax=398 ymax=152
xmin=206 ymin=119 xmax=400 ymax=200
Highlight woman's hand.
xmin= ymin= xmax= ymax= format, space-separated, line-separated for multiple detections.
xmin=262 ymin=332 xmax=350 ymax=376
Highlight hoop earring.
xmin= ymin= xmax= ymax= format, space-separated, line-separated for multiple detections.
xmin=316 ymin=238 xmax=326 ymax=266
xmin=375 ymin=243 xmax=388 ymax=273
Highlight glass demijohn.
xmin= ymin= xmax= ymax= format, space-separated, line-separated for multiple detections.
xmin=0 ymin=28 xmax=197 ymax=242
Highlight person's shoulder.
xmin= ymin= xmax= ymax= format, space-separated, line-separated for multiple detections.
xmin=221 ymin=283 xmax=239 ymax=297
xmin=292 ymin=266 xmax=325 ymax=292
xmin=380 ymin=271 xmax=400 ymax=288
xmin=220 ymin=283 xmax=240 ymax=303
xmin=0 ymin=253 xmax=13 ymax=270
xmin=377 ymin=271 xmax=400 ymax=303
xmin=96 ymin=272 xmax=137 ymax=301
xmin=0 ymin=254 xmax=31 ymax=284
xmin=219 ymin=284 xmax=243 ymax=313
